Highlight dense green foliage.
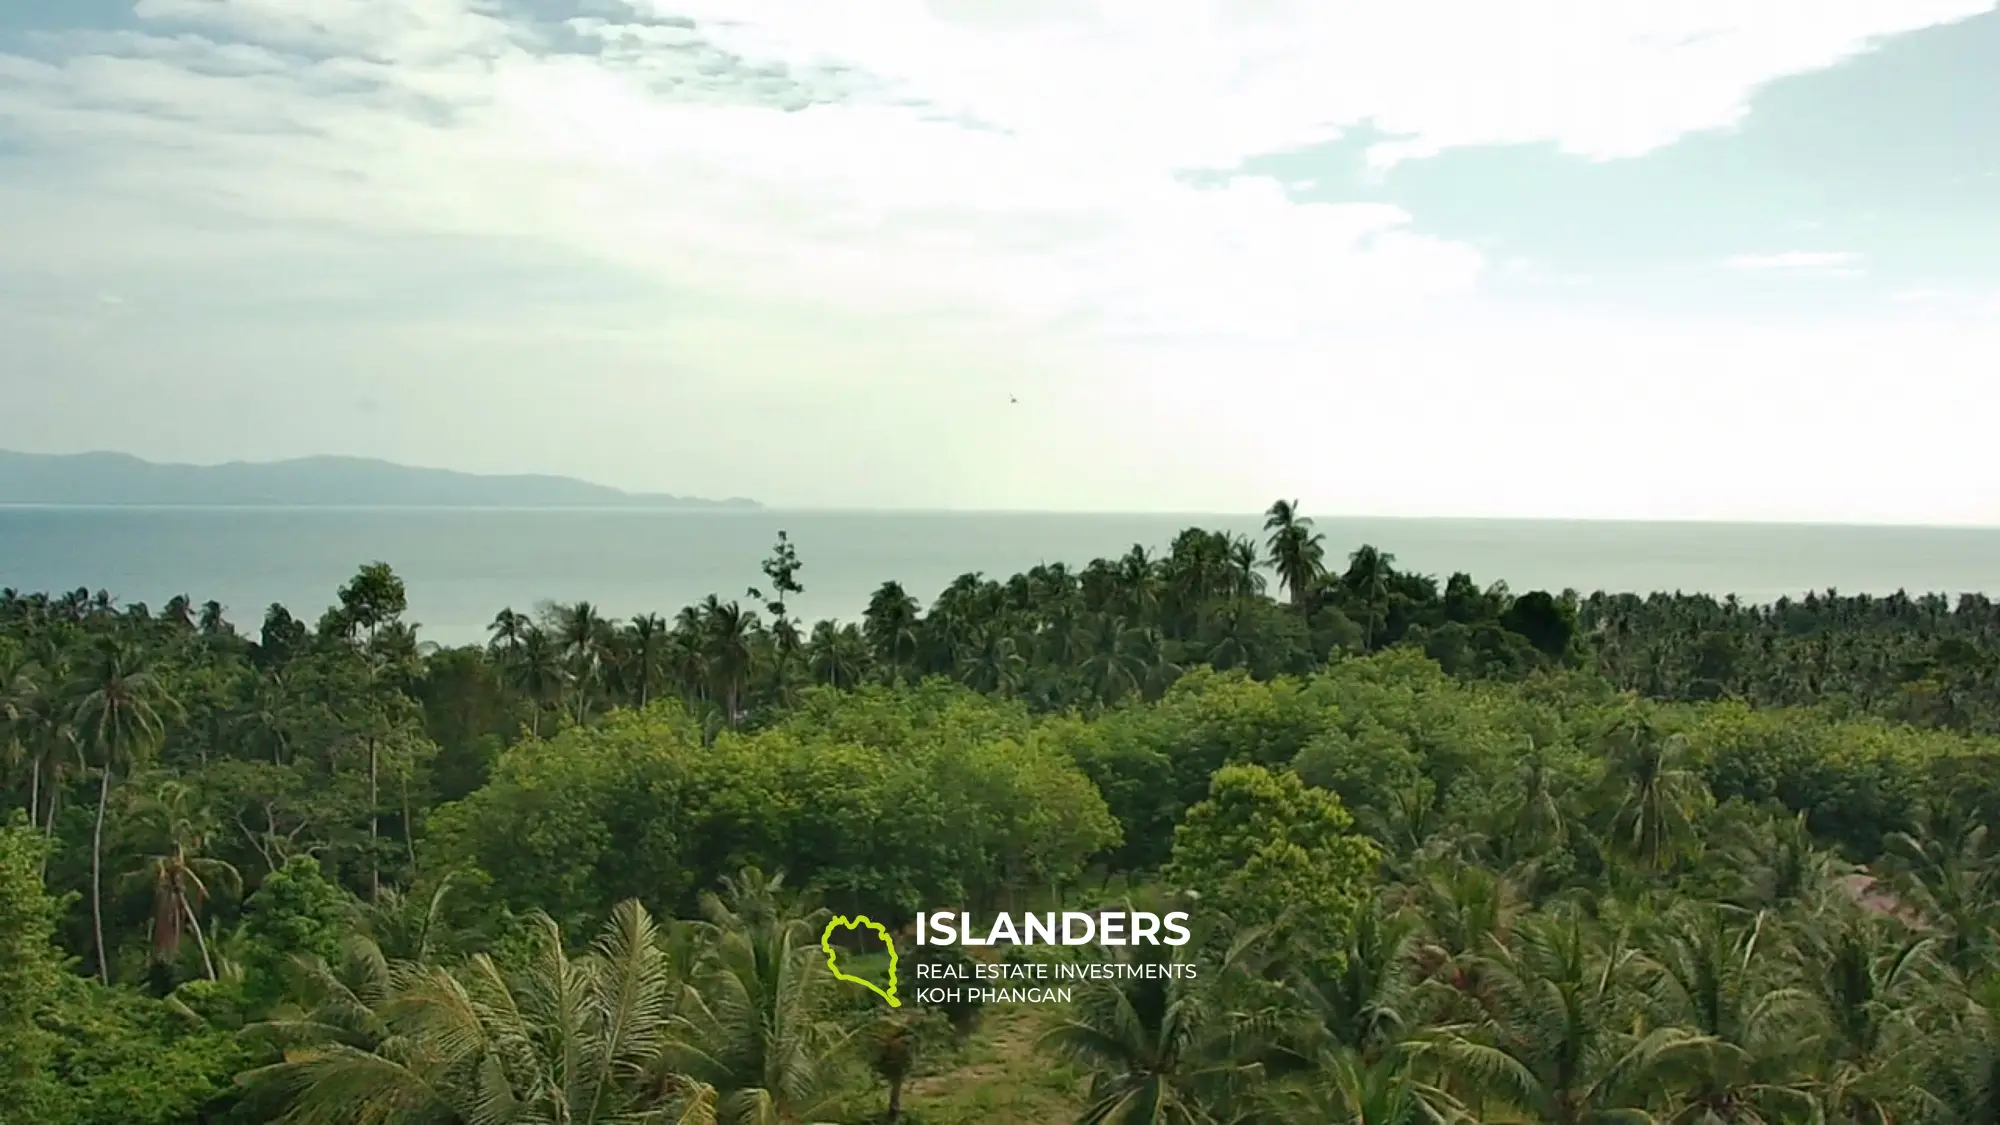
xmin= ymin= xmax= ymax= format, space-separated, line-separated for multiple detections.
xmin=4 ymin=502 xmax=2000 ymax=1123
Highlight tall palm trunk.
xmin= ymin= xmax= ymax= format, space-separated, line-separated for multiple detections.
xmin=92 ymin=764 xmax=113 ymax=983
xmin=401 ymin=770 xmax=418 ymax=869
xmin=368 ymin=736 xmax=380 ymax=902
xmin=183 ymin=898 xmax=218 ymax=981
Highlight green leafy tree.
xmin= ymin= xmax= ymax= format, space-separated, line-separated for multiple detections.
xmin=1164 ymin=764 xmax=1379 ymax=956
xmin=235 ymin=855 xmax=352 ymax=1011
xmin=0 ymin=819 xmax=62 ymax=1110
xmin=33 ymin=973 xmax=247 ymax=1125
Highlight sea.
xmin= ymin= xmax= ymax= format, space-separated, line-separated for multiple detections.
xmin=2 ymin=507 xmax=1997 ymax=647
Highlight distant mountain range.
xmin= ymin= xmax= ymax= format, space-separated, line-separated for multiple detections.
xmin=0 ymin=451 xmax=760 ymax=510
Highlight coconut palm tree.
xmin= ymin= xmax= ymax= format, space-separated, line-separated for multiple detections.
xmin=504 ymin=627 xmax=570 ymax=737
xmin=1264 ymin=500 xmax=1327 ymax=612
xmin=862 ymin=582 xmax=922 ymax=685
xmin=1123 ymin=626 xmax=1184 ymax=701
xmin=162 ymin=594 xmax=195 ymax=632
xmin=487 ymin=607 xmax=528 ymax=657
xmin=623 ymin=613 xmax=668 ymax=708
xmin=1601 ymin=717 xmax=1707 ymax=873
xmin=243 ymin=899 xmax=717 ymax=1125
xmin=864 ymin=1012 xmax=923 ymax=1124
xmin=1079 ymin=616 xmax=1147 ymax=704
xmin=1797 ymin=909 xmax=1933 ymax=1123
xmin=1436 ymin=907 xmax=1710 ymax=1124
xmin=126 ymin=778 xmax=240 ymax=981
xmin=805 ymin=621 xmax=869 ymax=689
xmin=1636 ymin=904 xmax=1819 ymax=1123
xmin=197 ymin=599 xmax=231 ymax=635
xmin=247 ymin=927 xmax=398 ymax=1065
xmin=1290 ymin=897 xmax=1420 ymax=1060
xmin=1266 ymin=1044 xmax=1469 ymax=1125
xmin=1200 ymin=601 xmax=1259 ymax=673
xmin=1879 ymin=799 xmax=1998 ymax=975
xmin=1040 ymin=932 xmax=1270 ymax=1124
xmin=1111 ymin=545 xmax=1162 ymax=623
xmin=1225 ymin=535 xmax=1267 ymax=600
xmin=668 ymin=610 xmax=711 ymax=708
xmin=699 ymin=599 xmax=758 ymax=726
xmin=1913 ymin=972 xmax=2000 ymax=1125
xmin=663 ymin=869 xmax=846 ymax=1124
xmin=71 ymin=637 xmax=173 ymax=983
xmin=1715 ymin=810 xmax=1852 ymax=914
xmin=18 ymin=675 xmax=77 ymax=838
xmin=957 ymin=628 xmax=1027 ymax=696
xmin=0 ymin=653 xmax=42 ymax=820
xmin=1409 ymin=863 xmax=1519 ymax=996
xmin=350 ymin=874 xmax=459 ymax=966
xmin=1341 ymin=546 xmax=1398 ymax=650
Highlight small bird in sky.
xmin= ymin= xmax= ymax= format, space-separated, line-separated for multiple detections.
xmin=1009 ymin=395 xmax=1018 ymax=404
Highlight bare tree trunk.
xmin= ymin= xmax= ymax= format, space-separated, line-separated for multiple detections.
xmin=401 ymin=770 xmax=417 ymax=869
xmin=368 ymin=736 xmax=380 ymax=903
xmin=92 ymin=765 xmax=112 ymax=984
xmin=28 ymin=759 xmax=39 ymax=831
xmin=183 ymin=899 xmax=217 ymax=981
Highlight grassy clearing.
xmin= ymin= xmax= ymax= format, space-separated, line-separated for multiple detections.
xmin=899 ymin=1002 xmax=1086 ymax=1125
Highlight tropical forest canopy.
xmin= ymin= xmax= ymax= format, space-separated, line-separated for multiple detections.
xmin=4 ymin=502 xmax=2000 ymax=1124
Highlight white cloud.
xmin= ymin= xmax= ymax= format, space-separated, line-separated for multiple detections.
xmin=0 ymin=0 xmax=1995 ymax=519
xmin=1724 ymin=251 xmax=1865 ymax=274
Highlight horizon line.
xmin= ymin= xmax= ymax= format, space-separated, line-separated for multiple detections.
xmin=0 ymin=501 xmax=1995 ymax=532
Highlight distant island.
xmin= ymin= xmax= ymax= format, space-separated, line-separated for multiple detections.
xmin=0 ymin=451 xmax=760 ymax=510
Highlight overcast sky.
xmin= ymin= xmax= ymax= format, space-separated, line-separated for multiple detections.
xmin=2 ymin=1 xmax=1997 ymax=521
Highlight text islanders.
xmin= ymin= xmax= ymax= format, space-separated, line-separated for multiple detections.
xmin=910 ymin=912 xmax=1198 ymax=1006
xmin=916 ymin=910 xmax=1192 ymax=946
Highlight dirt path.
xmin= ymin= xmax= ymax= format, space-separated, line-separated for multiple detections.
xmin=904 ymin=1006 xmax=1047 ymax=1098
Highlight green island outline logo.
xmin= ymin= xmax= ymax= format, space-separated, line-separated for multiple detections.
xmin=821 ymin=915 xmax=901 ymax=1008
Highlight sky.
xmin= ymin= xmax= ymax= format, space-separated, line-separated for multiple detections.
xmin=1 ymin=0 xmax=1997 ymax=522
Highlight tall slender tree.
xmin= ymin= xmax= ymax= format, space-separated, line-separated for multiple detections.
xmin=70 ymin=637 xmax=172 ymax=983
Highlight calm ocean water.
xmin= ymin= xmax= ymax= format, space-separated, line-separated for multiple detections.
xmin=2 ymin=507 xmax=1997 ymax=646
